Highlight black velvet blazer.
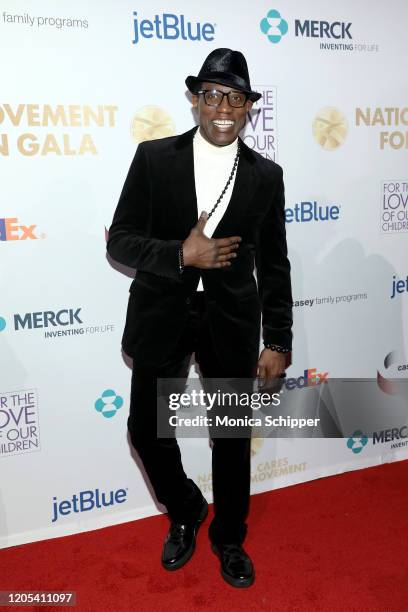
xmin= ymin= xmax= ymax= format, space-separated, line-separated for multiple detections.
xmin=107 ymin=126 xmax=292 ymax=369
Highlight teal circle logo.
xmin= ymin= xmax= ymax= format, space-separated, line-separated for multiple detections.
xmin=0 ymin=317 xmax=6 ymax=332
xmin=95 ymin=389 xmax=124 ymax=419
xmin=260 ymin=9 xmax=288 ymax=43
xmin=347 ymin=430 xmax=368 ymax=454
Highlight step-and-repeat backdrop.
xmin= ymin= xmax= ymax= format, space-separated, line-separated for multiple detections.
xmin=1 ymin=0 xmax=407 ymax=547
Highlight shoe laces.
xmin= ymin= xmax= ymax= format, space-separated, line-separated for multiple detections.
xmin=223 ymin=544 xmax=245 ymax=563
xmin=169 ymin=523 xmax=187 ymax=538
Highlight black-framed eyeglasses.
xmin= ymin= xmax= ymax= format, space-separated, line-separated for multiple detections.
xmin=197 ymin=89 xmax=248 ymax=108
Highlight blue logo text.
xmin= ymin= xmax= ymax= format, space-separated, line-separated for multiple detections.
xmin=52 ymin=487 xmax=127 ymax=522
xmin=132 ymin=11 xmax=215 ymax=44
xmin=285 ymin=201 xmax=340 ymax=223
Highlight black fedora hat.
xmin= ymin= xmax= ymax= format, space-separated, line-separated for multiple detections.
xmin=186 ymin=48 xmax=261 ymax=102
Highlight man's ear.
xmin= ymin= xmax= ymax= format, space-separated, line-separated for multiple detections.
xmin=246 ymin=100 xmax=254 ymax=111
xmin=191 ymin=94 xmax=199 ymax=108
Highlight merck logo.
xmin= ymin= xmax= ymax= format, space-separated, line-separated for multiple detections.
xmin=260 ymin=9 xmax=288 ymax=43
xmin=347 ymin=430 xmax=368 ymax=454
xmin=260 ymin=9 xmax=352 ymax=44
xmin=95 ymin=390 xmax=124 ymax=419
xmin=295 ymin=20 xmax=352 ymax=39
xmin=373 ymin=427 xmax=408 ymax=445
xmin=132 ymin=11 xmax=215 ymax=44
xmin=0 ymin=217 xmax=37 ymax=241
xmin=14 ymin=308 xmax=83 ymax=330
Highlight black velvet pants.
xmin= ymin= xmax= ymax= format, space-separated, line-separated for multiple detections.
xmin=128 ymin=291 xmax=255 ymax=545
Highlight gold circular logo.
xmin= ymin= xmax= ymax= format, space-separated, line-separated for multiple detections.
xmin=251 ymin=434 xmax=264 ymax=456
xmin=130 ymin=106 xmax=176 ymax=144
xmin=313 ymin=107 xmax=348 ymax=150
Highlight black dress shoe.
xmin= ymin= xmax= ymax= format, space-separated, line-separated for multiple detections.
xmin=211 ymin=543 xmax=255 ymax=588
xmin=161 ymin=498 xmax=208 ymax=571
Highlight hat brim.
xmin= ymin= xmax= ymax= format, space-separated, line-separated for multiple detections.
xmin=185 ymin=75 xmax=261 ymax=103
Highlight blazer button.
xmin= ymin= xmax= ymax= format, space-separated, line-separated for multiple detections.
xmin=186 ymin=297 xmax=191 ymax=305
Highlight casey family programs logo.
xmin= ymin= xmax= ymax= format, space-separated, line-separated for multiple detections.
xmin=2 ymin=10 xmax=88 ymax=30
xmin=377 ymin=350 xmax=408 ymax=396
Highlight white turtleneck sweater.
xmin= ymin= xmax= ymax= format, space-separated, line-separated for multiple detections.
xmin=193 ymin=128 xmax=238 ymax=291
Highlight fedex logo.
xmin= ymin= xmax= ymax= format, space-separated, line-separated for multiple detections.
xmin=284 ymin=368 xmax=329 ymax=390
xmin=0 ymin=217 xmax=37 ymax=241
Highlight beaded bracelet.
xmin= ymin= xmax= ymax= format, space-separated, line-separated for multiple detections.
xmin=264 ymin=343 xmax=291 ymax=354
xmin=178 ymin=243 xmax=184 ymax=274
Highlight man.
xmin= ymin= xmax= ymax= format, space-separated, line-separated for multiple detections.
xmin=107 ymin=48 xmax=292 ymax=588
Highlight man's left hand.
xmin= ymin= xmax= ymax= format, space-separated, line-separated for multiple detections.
xmin=257 ymin=349 xmax=288 ymax=387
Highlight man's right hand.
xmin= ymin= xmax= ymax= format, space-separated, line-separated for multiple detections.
xmin=182 ymin=211 xmax=242 ymax=269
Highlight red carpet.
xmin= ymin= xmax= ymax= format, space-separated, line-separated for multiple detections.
xmin=2 ymin=460 xmax=408 ymax=612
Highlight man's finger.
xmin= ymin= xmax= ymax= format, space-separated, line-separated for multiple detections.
xmin=214 ymin=236 xmax=242 ymax=248
xmin=194 ymin=211 xmax=208 ymax=233
xmin=257 ymin=364 xmax=266 ymax=379
xmin=217 ymin=243 xmax=240 ymax=255
xmin=216 ymin=252 xmax=238 ymax=263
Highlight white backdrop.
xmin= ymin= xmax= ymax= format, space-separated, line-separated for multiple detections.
xmin=1 ymin=0 xmax=407 ymax=548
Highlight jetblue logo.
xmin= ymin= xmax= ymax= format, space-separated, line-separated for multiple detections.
xmin=295 ymin=20 xmax=352 ymax=39
xmin=390 ymin=275 xmax=408 ymax=299
xmin=52 ymin=487 xmax=127 ymax=522
xmin=132 ymin=11 xmax=215 ymax=44
xmin=13 ymin=308 xmax=82 ymax=330
xmin=285 ymin=201 xmax=340 ymax=223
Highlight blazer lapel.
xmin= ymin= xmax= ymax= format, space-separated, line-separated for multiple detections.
xmin=212 ymin=139 xmax=258 ymax=238
xmin=170 ymin=128 xmax=258 ymax=238
xmin=171 ymin=127 xmax=199 ymax=237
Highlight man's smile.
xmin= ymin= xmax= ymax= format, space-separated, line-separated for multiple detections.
xmin=212 ymin=119 xmax=235 ymax=129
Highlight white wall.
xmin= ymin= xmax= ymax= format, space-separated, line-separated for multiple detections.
xmin=1 ymin=0 xmax=407 ymax=547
